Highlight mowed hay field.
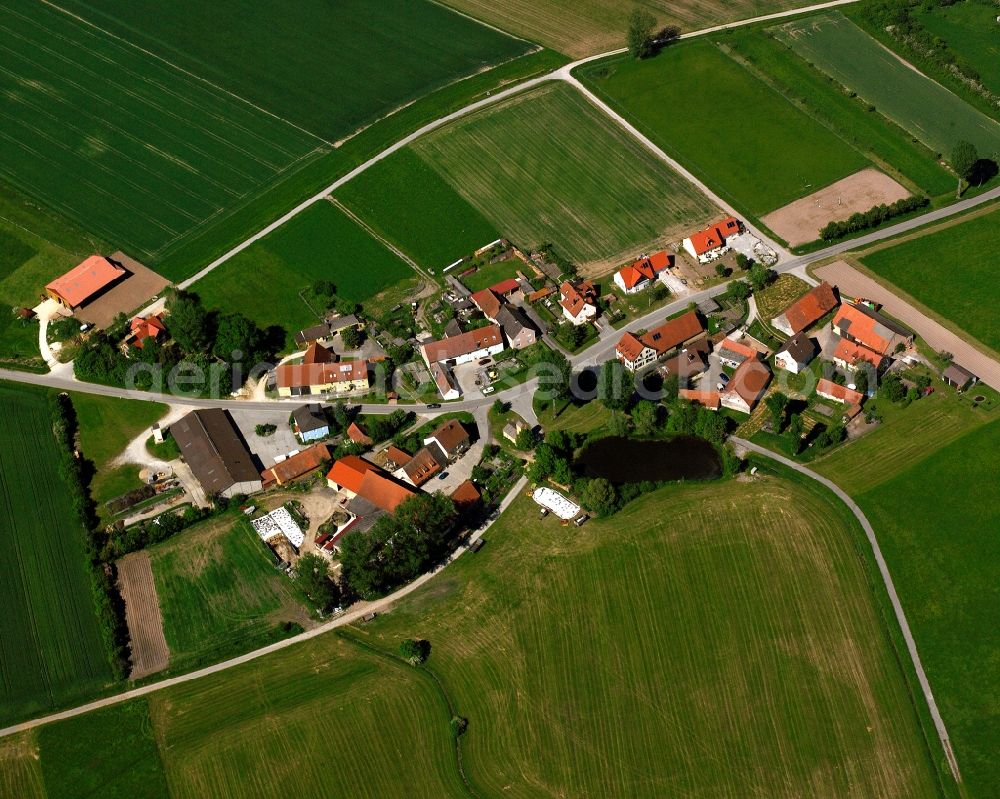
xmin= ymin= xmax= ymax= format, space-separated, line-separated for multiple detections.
xmin=859 ymin=207 xmax=1000 ymax=353
xmin=437 ymin=0 xmax=815 ymax=57
xmin=58 ymin=0 xmax=532 ymax=142
xmin=853 ymin=418 xmax=1000 ymax=797
xmin=150 ymin=515 xmax=312 ymax=673
xmin=579 ymin=41 xmax=869 ymax=218
xmin=192 ymin=201 xmax=416 ymax=348
xmin=915 ymin=1 xmax=1000 ymax=97
xmin=774 ymin=13 xmax=1000 ymax=159
xmin=334 ymin=148 xmax=498 ymax=271
xmin=414 ymin=82 xmax=717 ymax=268
xmin=0 ymin=1 xmax=325 ymax=264
xmin=358 ymin=478 xmax=943 ymax=797
xmin=0 ymin=383 xmax=112 ymax=726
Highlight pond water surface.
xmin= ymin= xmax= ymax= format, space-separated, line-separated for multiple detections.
xmin=574 ymin=435 xmax=722 ymax=484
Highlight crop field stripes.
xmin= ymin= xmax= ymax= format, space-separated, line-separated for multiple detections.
xmin=0 ymin=1 xmax=325 ymax=262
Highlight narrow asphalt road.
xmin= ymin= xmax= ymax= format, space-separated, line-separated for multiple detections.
xmin=732 ymin=437 xmax=962 ymax=784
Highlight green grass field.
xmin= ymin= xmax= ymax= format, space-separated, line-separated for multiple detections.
xmin=852 ymin=418 xmax=1000 ymax=797
xmin=36 ymin=700 xmax=169 ymax=799
xmin=414 ymin=82 xmax=717 ymax=266
xmin=357 ymin=478 xmax=941 ymax=796
xmin=59 ymin=0 xmax=531 ymax=142
xmin=192 ymin=201 xmax=416 ymax=348
xmin=0 ymin=1 xmax=326 ymax=264
xmin=774 ymin=13 xmax=1000 ymax=160
xmin=859 ymin=207 xmax=1000 ymax=353
xmin=150 ymin=515 xmax=311 ymax=673
xmin=459 ymin=259 xmax=523 ymax=292
xmin=334 ymin=148 xmax=498 ymax=270
xmin=915 ymin=2 xmax=1000 ymax=97
xmin=579 ymin=41 xmax=869 ymax=216
xmin=726 ymin=29 xmax=954 ymax=197
xmin=0 ymin=383 xmax=113 ymax=726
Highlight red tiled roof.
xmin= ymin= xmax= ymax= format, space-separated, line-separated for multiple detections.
xmin=450 ymin=480 xmax=481 ymax=508
xmin=356 ymin=469 xmax=415 ymax=513
xmin=346 ymin=422 xmax=373 ymax=445
xmin=833 ymin=304 xmax=892 ymax=355
xmin=401 ymin=446 xmax=444 ymax=486
xmin=725 ymin=359 xmax=771 ymax=406
xmin=46 ymin=255 xmax=126 ymax=307
xmin=816 ymin=378 xmax=864 ymax=406
xmin=385 ymin=446 xmax=412 ymax=468
xmin=303 ymin=341 xmax=334 ymax=364
xmin=781 ymin=282 xmax=838 ymax=333
xmin=616 ymin=331 xmax=650 ymax=363
xmin=422 ymin=325 xmax=502 ymax=364
xmin=686 ymin=218 xmax=740 ymax=256
xmin=640 ymin=310 xmax=704 ymax=355
xmin=617 ymin=251 xmax=670 ymax=290
xmin=833 ymin=337 xmax=884 ymax=368
xmin=470 ymin=289 xmax=502 ymax=320
xmin=129 ymin=314 xmax=166 ymax=348
xmin=717 ymin=337 xmax=759 ymax=362
xmin=428 ymin=418 xmax=469 ymax=456
xmin=490 ymin=278 xmax=520 ymax=295
xmin=326 ymin=455 xmax=378 ymax=493
xmin=261 ymin=444 xmax=330 ymax=487
xmin=276 ymin=360 xmax=368 ymax=390
xmin=559 ymin=280 xmax=596 ymax=318
xmin=679 ymin=389 xmax=721 ymax=409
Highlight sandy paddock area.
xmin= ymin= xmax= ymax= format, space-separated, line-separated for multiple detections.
xmin=763 ymin=169 xmax=910 ymax=247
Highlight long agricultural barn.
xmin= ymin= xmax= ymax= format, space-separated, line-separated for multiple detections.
xmin=171 ymin=409 xmax=263 ymax=499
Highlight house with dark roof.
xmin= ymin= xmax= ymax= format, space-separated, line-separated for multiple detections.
xmin=661 ymin=339 xmax=710 ymax=383
xmin=774 ymin=333 xmax=816 ymax=374
xmin=943 ymin=363 xmax=977 ymax=390
xmin=496 ymin=304 xmax=538 ymax=350
xmin=171 ymin=409 xmax=263 ymax=499
xmin=292 ymin=404 xmax=330 ymax=442
xmin=424 ymin=418 xmax=471 ymax=461
xmin=397 ymin=445 xmax=448 ymax=487
xmin=771 ymin=282 xmax=838 ymax=336
xmin=293 ymin=322 xmax=333 ymax=348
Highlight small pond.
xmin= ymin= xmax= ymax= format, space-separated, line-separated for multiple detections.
xmin=574 ymin=435 xmax=722 ymax=484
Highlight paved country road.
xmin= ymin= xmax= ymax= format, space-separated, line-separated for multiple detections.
xmin=732 ymin=438 xmax=962 ymax=783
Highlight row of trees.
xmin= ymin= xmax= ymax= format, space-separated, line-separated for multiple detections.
xmin=339 ymin=493 xmax=458 ymax=599
xmin=819 ymin=195 xmax=929 ymax=241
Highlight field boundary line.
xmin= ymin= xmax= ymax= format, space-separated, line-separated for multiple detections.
xmin=36 ymin=0 xmax=333 ymax=147
xmin=732 ymin=437 xmax=962 ymax=784
xmin=326 ymin=197 xmax=431 ymax=280
xmin=0 ymin=476 xmax=527 ymax=740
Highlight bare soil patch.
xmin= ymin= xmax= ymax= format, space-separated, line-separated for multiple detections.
xmin=763 ymin=169 xmax=910 ymax=246
xmin=117 ymin=551 xmax=170 ymax=679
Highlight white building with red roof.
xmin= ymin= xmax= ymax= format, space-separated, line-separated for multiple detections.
xmin=559 ymin=280 xmax=598 ymax=326
xmin=613 ymin=251 xmax=671 ymax=295
xmin=682 ymin=217 xmax=741 ymax=263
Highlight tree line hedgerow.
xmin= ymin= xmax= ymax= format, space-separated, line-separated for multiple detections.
xmin=819 ymin=195 xmax=929 ymax=240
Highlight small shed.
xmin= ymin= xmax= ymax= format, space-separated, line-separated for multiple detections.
xmin=943 ymin=363 xmax=977 ymax=390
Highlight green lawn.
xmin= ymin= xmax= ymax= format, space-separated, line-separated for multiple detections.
xmin=853 ymin=418 xmax=1000 ymax=798
xmin=535 ymin=396 xmax=614 ymax=434
xmin=414 ymin=82 xmax=717 ymax=266
xmin=36 ymin=700 xmax=169 ymax=799
xmin=192 ymin=201 xmax=417 ymax=348
xmin=774 ymin=13 xmax=1000 ymax=160
xmin=334 ymin=148 xmax=498 ymax=271
xmin=860 ymin=207 xmax=1000 ymax=353
xmin=0 ymin=383 xmax=113 ymax=726
xmin=357 ymin=478 xmax=942 ymax=797
xmin=59 ymin=0 xmax=531 ymax=143
xmin=459 ymin=259 xmax=523 ymax=292
xmin=915 ymin=2 xmax=1000 ymax=97
xmin=578 ymin=40 xmax=870 ymax=216
xmin=149 ymin=515 xmax=311 ymax=673
xmin=0 ymin=1 xmax=323 ymax=263
xmin=726 ymin=29 xmax=953 ymax=197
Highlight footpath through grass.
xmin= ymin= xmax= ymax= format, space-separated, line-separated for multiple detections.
xmin=0 ymin=383 xmax=113 ymax=726
xmin=859 ymin=206 xmax=1000 ymax=353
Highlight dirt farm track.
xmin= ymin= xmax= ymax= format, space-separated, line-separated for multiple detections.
xmin=763 ymin=168 xmax=911 ymax=246
xmin=117 ymin=552 xmax=169 ymax=680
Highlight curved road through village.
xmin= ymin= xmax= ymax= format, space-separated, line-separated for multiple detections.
xmin=0 ymin=1 xmax=982 ymax=779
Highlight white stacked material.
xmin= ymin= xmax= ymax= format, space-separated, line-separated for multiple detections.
xmin=532 ymin=487 xmax=580 ymax=521
xmin=251 ymin=507 xmax=305 ymax=548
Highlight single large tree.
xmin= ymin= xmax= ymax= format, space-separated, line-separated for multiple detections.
xmin=214 ymin=311 xmax=267 ymax=364
xmin=765 ymin=391 xmax=789 ymax=433
xmin=631 ymin=399 xmax=661 ymax=435
xmin=626 ymin=9 xmax=657 ymax=59
xmin=598 ymin=359 xmax=634 ymax=411
xmin=295 ymin=553 xmax=338 ymax=611
xmin=951 ymin=140 xmax=978 ymax=196
xmin=167 ymin=290 xmax=212 ymax=354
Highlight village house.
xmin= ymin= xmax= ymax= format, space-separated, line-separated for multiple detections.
xmin=396 ymin=445 xmax=448 ymax=487
xmin=616 ymin=332 xmax=657 ymax=372
xmin=816 ymin=378 xmax=864 ymax=407
xmin=496 ymin=304 xmax=538 ymax=350
xmin=774 ymin=333 xmax=816 ymax=374
xmin=327 ymin=314 xmax=361 ymax=335
xmin=613 ymin=251 xmax=671 ymax=294
xmin=260 ymin=443 xmax=330 ymax=489
xmin=421 ymin=324 xmax=504 ymax=367
xmin=430 ymin=361 xmax=461 ymax=400
xmin=293 ymin=322 xmax=333 ymax=348
xmin=450 ymin=480 xmax=482 ymax=516
xmin=346 ymin=421 xmax=373 ymax=446
xmin=123 ymin=313 xmax=167 ymax=352
xmin=679 ymin=388 xmax=721 ymax=410
xmin=292 ymin=403 xmax=330 ymax=442
xmin=716 ymin=337 xmax=760 ymax=369
xmin=275 ymin=356 xmax=370 ymax=397
xmin=721 ymin=359 xmax=772 ymax=413
xmin=771 ymin=281 xmax=838 ymax=336
xmin=326 ymin=455 xmax=417 ymax=541
xmin=502 ymin=419 xmax=530 ymax=444
xmin=470 ymin=288 xmax=503 ymax=322
xmin=832 ymin=338 xmax=886 ymax=372
xmin=832 ymin=303 xmax=914 ymax=356
xmin=661 ymin=340 xmax=710 ymax=383
xmin=172 ymin=408 xmax=263 ymax=499
xmin=615 ymin=310 xmax=705 ymax=372
xmin=383 ymin=446 xmax=413 ymax=470
xmin=424 ymin=418 xmax=471 ymax=461
xmin=559 ymin=280 xmax=598 ymax=325
xmin=682 ymin=217 xmax=741 ymax=263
